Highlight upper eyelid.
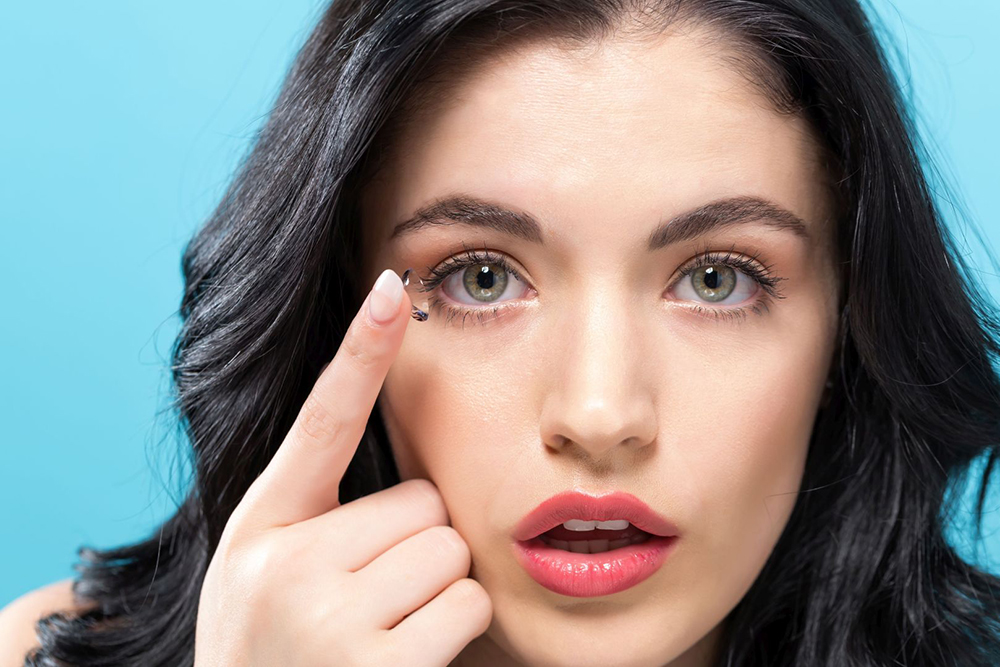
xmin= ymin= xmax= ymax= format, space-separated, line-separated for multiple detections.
xmin=675 ymin=254 xmax=762 ymax=281
xmin=678 ymin=244 xmax=771 ymax=271
xmin=425 ymin=248 xmax=530 ymax=287
xmin=674 ymin=248 xmax=783 ymax=286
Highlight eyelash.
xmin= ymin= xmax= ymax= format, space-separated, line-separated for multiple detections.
xmin=671 ymin=242 xmax=788 ymax=323
xmin=415 ymin=242 xmax=525 ymax=328
xmin=415 ymin=240 xmax=787 ymax=327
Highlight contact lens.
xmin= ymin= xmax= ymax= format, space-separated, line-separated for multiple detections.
xmin=401 ymin=268 xmax=430 ymax=322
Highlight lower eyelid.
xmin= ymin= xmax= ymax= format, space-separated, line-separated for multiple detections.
xmin=428 ymin=295 xmax=524 ymax=327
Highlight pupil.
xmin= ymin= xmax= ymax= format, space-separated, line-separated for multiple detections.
xmin=704 ymin=267 xmax=719 ymax=289
xmin=477 ymin=267 xmax=495 ymax=289
xmin=463 ymin=262 xmax=508 ymax=302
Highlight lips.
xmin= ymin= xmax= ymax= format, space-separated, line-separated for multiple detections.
xmin=512 ymin=489 xmax=680 ymax=542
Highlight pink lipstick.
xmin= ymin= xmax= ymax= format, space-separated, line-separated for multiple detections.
xmin=511 ymin=489 xmax=680 ymax=597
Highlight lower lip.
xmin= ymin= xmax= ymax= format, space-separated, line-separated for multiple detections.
xmin=512 ymin=535 xmax=679 ymax=597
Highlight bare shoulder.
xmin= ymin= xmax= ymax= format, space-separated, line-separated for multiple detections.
xmin=0 ymin=578 xmax=90 ymax=663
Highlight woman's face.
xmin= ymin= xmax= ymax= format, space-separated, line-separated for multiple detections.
xmin=358 ymin=24 xmax=840 ymax=667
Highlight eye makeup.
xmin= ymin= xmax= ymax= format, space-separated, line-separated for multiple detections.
xmin=666 ymin=241 xmax=788 ymax=323
xmin=401 ymin=239 xmax=788 ymax=327
xmin=402 ymin=240 xmax=532 ymax=327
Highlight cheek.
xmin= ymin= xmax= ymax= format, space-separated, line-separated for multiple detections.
xmin=659 ymin=313 xmax=832 ymax=620
xmin=680 ymin=359 xmax=817 ymax=558
xmin=379 ymin=341 xmax=532 ymax=542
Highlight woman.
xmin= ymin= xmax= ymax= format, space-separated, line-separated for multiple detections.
xmin=5 ymin=0 xmax=1000 ymax=664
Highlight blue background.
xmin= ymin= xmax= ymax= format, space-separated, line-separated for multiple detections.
xmin=2 ymin=0 xmax=998 ymax=607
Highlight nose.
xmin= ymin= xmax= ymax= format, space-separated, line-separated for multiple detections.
xmin=539 ymin=291 xmax=658 ymax=464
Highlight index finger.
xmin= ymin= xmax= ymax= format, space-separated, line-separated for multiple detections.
xmin=239 ymin=268 xmax=411 ymax=529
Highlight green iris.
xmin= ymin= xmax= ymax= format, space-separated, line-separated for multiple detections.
xmin=692 ymin=265 xmax=736 ymax=302
xmin=462 ymin=263 xmax=508 ymax=302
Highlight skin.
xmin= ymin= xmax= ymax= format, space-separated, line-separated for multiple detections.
xmin=358 ymin=22 xmax=841 ymax=667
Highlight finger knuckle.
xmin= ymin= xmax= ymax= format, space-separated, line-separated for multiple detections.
xmin=451 ymin=578 xmax=493 ymax=623
xmin=340 ymin=325 xmax=380 ymax=372
xmin=297 ymin=391 xmax=343 ymax=444
xmin=403 ymin=478 xmax=447 ymax=515
xmin=304 ymin=595 xmax=350 ymax=634
xmin=426 ymin=525 xmax=469 ymax=561
xmin=225 ymin=545 xmax=280 ymax=613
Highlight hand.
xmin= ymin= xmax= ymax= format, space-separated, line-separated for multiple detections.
xmin=193 ymin=269 xmax=493 ymax=666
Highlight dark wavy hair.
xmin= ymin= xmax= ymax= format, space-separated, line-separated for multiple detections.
xmin=26 ymin=0 xmax=1000 ymax=665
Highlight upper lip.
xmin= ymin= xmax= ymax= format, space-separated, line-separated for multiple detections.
xmin=513 ymin=489 xmax=681 ymax=542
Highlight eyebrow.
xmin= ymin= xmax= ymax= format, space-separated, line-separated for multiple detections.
xmin=389 ymin=194 xmax=811 ymax=249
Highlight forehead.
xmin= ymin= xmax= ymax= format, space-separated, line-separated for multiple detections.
xmin=361 ymin=23 xmax=832 ymax=264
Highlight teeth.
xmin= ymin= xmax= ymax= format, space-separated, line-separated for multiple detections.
xmin=588 ymin=539 xmax=610 ymax=552
xmin=562 ymin=519 xmax=631 ymax=531
xmin=540 ymin=533 xmax=649 ymax=554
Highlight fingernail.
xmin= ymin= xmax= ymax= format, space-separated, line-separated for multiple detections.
xmin=369 ymin=269 xmax=404 ymax=325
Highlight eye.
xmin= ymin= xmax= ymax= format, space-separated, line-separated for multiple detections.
xmin=667 ymin=247 xmax=787 ymax=321
xmin=440 ymin=260 xmax=530 ymax=306
xmin=417 ymin=243 xmax=533 ymax=326
xmin=673 ymin=263 xmax=754 ymax=305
